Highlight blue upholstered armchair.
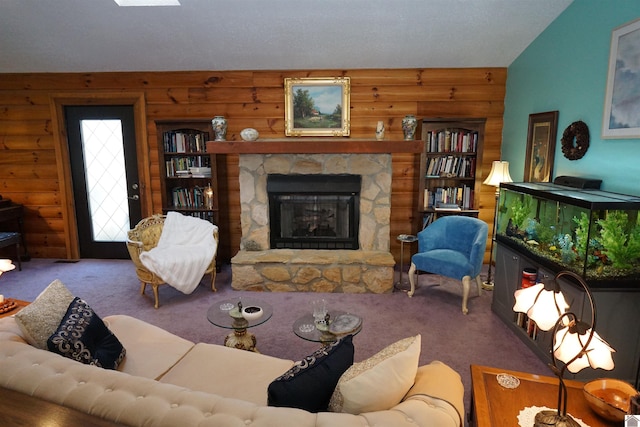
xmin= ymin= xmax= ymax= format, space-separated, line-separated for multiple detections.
xmin=408 ymin=216 xmax=488 ymax=314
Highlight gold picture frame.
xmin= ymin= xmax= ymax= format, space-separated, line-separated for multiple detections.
xmin=524 ymin=111 xmax=558 ymax=183
xmin=284 ymin=77 xmax=350 ymax=137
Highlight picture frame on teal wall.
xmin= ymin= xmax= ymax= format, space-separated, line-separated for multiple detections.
xmin=524 ymin=111 xmax=558 ymax=183
xmin=284 ymin=77 xmax=350 ymax=137
xmin=603 ymin=18 xmax=640 ymax=139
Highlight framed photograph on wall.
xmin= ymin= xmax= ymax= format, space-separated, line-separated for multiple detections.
xmin=284 ymin=77 xmax=350 ymax=137
xmin=602 ymin=18 xmax=640 ymax=138
xmin=524 ymin=111 xmax=559 ymax=182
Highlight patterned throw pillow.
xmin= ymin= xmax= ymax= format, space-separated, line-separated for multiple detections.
xmin=47 ymin=297 xmax=126 ymax=369
xmin=328 ymin=334 xmax=421 ymax=414
xmin=14 ymin=279 xmax=76 ymax=349
xmin=267 ymin=334 xmax=354 ymax=413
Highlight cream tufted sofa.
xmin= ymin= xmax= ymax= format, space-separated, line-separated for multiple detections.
xmin=0 ymin=314 xmax=464 ymax=427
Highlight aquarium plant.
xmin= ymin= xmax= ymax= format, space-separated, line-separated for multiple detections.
xmin=597 ymin=210 xmax=640 ymax=268
xmin=509 ymin=194 xmax=533 ymax=230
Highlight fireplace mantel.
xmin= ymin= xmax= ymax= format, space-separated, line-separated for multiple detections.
xmin=206 ymin=138 xmax=422 ymax=154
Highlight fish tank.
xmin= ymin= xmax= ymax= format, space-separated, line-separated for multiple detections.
xmin=496 ymin=182 xmax=640 ymax=288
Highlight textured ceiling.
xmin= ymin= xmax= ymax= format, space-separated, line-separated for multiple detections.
xmin=0 ymin=0 xmax=573 ymax=73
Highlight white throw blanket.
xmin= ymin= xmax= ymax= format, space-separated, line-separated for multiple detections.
xmin=139 ymin=212 xmax=218 ymax=294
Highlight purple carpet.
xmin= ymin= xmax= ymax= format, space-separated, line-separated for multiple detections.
xmin=0 ymin=259 xmax=549 ymax=424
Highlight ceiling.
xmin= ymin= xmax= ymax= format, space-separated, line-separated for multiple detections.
xmin=0 ymin=0 xmax=573 ymax=74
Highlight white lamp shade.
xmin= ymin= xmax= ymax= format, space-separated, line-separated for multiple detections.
xmin=513 ymin=284 xmax=570 ymax=331
xmin=554 ymin=327 xmax=615 ymax=373
xmin=483 ymin=160 xmax=513 ymax=187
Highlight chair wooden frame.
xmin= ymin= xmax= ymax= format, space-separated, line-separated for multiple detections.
xmin=126 ymin=214 xmax=218 ymax=308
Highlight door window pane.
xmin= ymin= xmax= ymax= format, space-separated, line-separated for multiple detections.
xmin=80 ymin=119 xmax=129 ymax=241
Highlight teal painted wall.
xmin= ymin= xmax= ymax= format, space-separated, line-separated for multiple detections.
xmin=503 ymin=1 xmax=640 ymax=196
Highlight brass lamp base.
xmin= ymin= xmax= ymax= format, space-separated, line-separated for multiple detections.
xmin=534 ymin=410 xmax=581 ymax=427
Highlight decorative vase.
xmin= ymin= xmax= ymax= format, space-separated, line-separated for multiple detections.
xmin=375 ymin=121 xmax=385 ymax=141
xmin=211 ymin=116 xmax=227 ymax=141
xmin=402 ymin=115 xmax=417 ymax=140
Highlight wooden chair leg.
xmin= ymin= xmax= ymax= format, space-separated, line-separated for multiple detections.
xmin=152 ymin=284 xmax=160 ymax=309
xmin=140 ymin=282 xmax=146 ymax=295
xmin=461 ymin=275 xmax=471 ymax=315
xmin=210 ymin=269 xmax=217 ymax=292
xmin=407 ymin=263 xmax=417 ymax=297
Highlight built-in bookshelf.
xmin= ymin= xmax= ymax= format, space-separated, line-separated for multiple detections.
xmin=157 ymin=121 xmax=218 ymax=224
xmin=417 ymin=118 xmax=485 ymax=229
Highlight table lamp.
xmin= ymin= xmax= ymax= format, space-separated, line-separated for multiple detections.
xmin=482 ymin=160 xmax=512 ymax=289
xmin=0 ymin=259 xmax=15 ymax=276
xmin=513 ymin=270 xmax=615 ymax=427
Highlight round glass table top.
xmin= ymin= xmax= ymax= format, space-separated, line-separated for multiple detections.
xmin=207 ymin=297 xmax=273 ymax=330
xmin=293 ymin=310 xmax=362 ymax=343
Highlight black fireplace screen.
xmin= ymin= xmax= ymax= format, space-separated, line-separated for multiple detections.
xmin=268 ymin=174 xmax=360 ymax=249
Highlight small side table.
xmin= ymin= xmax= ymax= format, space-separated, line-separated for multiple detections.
xmin=206 ymin=297 xmax=272 ymax=352
xmin=293 ymin=310 xmax=362 ymax=346
xmin=396 ymin=234 xmax=418 ymax=292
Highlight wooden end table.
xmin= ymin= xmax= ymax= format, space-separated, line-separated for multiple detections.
xmin=0 ymin=298 xmax=29 ymax=319
xmin=470 ymin=365 xmax=617 ymax=427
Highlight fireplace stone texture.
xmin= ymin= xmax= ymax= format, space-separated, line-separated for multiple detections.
xmin=233 ymin=153 xmax=395 ymax=293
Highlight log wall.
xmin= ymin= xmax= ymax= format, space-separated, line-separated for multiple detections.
xmin=0 ymin=68 xmax=506 ymax=264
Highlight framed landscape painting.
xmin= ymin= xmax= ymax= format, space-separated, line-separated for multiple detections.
xmin=284 ymin=77 xmax=350 ymax=137
xmin=524 ymin=111 xmax=558 ymax=183
xmin=602 ymin=18 xmax=640 ymax=138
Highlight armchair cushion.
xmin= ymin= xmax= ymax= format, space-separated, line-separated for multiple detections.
xmin=412 ymin=216 xmax=488 ymax=280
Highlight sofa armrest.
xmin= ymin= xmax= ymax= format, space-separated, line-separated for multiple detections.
xmin=404 ymin=361 xmax=464 ymax=426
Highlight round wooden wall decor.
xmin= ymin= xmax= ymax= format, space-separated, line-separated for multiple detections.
xmin=561 ymin=120 xmax=590 ymax=160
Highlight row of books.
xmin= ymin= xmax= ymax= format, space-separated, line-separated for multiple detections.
xmin=423 ymin=186 xmax=474 ymax=210
xmin=163 ymin=130 xmax=209 ymax=153
xmin=165 ymin=156 xmax=211 ymax=177
xmin=170 ymin=187 xmax=212 ymax=209
xmin=425 ymin=155 xmax=476 ymax=178
xmin=425 ymin=129 xmax=478 ymax=153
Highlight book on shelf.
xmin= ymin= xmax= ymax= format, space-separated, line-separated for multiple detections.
xmin=163 ymin=130 xmax=209 ymax=153
xmin=425 ymin=128 xmax=479 ymax=153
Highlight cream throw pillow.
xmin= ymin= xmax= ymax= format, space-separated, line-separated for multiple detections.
xmin=328 ymin=334 xmax=421 ymax=414
xmin=14 ymin=279 xmax=75 ymax=349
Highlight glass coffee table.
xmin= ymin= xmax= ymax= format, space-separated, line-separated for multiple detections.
xmin=293 ymin=310 xmax=362 ymax=346
xmin=207 ymin=297 xmax=273 ymax=352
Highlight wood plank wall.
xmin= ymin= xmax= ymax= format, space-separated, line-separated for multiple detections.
xmin=0 ymin=68 xmax=506 ymax=265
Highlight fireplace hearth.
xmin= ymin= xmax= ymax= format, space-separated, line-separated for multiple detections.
xmin=267 ymin=174 xmax=360 ymax=250
xmin=232 ymin=153 xmax=395 ymax=294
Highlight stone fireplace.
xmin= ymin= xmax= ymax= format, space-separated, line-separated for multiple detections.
xmin=231 ymin=153 xmax=395 ymax=293
xmin=267 ymin=174 xmax=360 ymax=250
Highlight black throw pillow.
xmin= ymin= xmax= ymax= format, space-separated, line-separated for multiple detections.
xmin=47 ymin=297 xmax=126 ymax=369
xmin=267 ymin=334 xmax=354 ymax=412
